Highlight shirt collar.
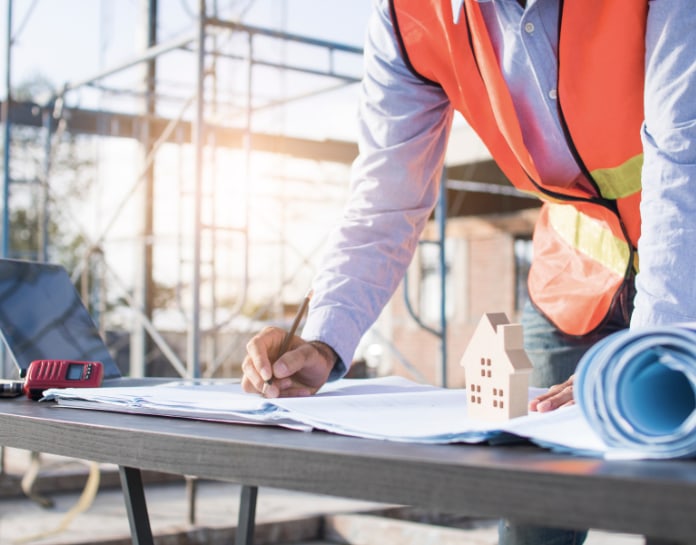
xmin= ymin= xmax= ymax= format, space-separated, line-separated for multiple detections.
xmin=451 ymin=0 xmax=464 ymax=24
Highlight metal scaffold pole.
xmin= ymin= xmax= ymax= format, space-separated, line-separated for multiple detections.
xmin=2 ymin=0 xmax=12 ymax=259
xmin=188 ymin=0 xmax=206 ymax=379
xmin=436 ymin=169 xmax=448 ymax=387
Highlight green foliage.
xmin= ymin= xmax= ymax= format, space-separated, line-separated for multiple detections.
xmin=6 ymin=76 xmax=93 ymax=265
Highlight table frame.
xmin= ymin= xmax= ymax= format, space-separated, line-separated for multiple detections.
xmin=1 ymin=397 xmax=695 ymax=545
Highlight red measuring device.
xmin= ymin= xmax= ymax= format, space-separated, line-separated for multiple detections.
xmin=23 ymin=359 xmax=104 ymax=400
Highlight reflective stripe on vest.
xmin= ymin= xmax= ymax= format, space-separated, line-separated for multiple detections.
xmin=547 ymin=203 xmax=631 ymax=278
xmin=590 ymin=154 xmax=643 ymax=200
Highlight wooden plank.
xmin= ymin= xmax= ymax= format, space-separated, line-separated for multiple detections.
xmin=2 ymin=100 xmax=359 ymax=165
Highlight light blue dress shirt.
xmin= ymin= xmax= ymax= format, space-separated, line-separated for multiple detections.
xmin=302 ymin=0 xmax=696 ymax=376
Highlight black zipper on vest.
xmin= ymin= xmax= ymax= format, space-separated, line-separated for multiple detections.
xmin=460 ymin=1 xmax=606 ymax=208
xmin=553 ymin=0 xmax=637 ymax=337
xmin=554 ymin=0 xmax=636 ymax=255
xmin=554 ymin=0 xmax=614 ymax=212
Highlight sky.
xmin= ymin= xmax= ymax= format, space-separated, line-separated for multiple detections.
xmin=1 ymin=0 xmax=372 ymax=141
xmin=1 ymin=1 xmax=371 ymax=80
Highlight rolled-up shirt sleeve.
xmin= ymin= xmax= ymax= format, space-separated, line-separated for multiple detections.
xmin=302 ymin=0 xmax=453 ymax=378
xmin=632 ymin=2 xmax=696 ymax=328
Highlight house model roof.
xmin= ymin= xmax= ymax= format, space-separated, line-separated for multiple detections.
xmin=461 ymin=312 xmax=533 ymax=373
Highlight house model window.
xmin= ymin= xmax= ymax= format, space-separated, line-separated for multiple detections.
xmin=459 ymin=312 xmax=533 ymax=421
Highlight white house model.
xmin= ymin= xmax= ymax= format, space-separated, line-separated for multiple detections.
xmin=459 ymin=312 xmax=533 ymax=421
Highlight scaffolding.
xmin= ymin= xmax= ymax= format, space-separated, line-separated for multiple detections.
xmin=1 ymin=0 xmax=368 ymax=381
xmin=0 ymin=0 xmax=536 ymax=391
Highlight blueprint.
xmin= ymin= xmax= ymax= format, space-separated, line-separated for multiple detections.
xmin=41 ymin=376 xmax=624 ymax=459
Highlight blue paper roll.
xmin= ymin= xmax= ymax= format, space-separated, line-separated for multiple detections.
xmin=575 ymin=325 xmax=696 ymax=458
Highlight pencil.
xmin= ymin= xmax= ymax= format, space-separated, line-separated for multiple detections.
xmin=266 ymin=288 xmax=314 ymax=385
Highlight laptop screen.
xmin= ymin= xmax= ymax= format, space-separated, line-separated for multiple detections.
xmin=0 ymin=259 xmax=121 ymax=379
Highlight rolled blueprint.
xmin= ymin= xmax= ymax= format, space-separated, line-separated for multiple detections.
xmin=575 ymin=325 xmax=696 ymax=458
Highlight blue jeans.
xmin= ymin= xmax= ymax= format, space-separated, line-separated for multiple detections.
xmin=498 ymin=295 xmax=632 ymax=545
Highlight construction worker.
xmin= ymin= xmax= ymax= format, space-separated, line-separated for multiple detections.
xmin=243 ymin=1 xmax=696 ymax=543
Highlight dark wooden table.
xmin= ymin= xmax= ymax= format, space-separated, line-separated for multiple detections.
xmin=1 ymin=396 xmax=694 ymax=545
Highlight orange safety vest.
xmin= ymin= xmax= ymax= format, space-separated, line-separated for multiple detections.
xmin=391 ymin=0 xmax=646 ymax=336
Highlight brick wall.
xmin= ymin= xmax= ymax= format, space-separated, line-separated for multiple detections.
xmin=377 ymin=210 xmax=538 ymax=388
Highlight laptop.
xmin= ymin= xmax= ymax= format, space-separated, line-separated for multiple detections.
xmin=0 ymin=258 xmax=129 ymax=383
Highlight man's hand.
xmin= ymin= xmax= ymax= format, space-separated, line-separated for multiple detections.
xmin=529 ymin=374 xmax=575 ymax=412
xmin=242 ymin=326 xmax=337 ymax=398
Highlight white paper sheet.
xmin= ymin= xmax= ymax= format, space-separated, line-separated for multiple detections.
xmin=43 ymin=376 xmax=663 ymax=458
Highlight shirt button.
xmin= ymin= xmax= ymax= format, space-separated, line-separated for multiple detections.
xmin=524 ymin=22 xmax=535 ymax=33
xmin=548 ymin=88 xmax=558 ymax=100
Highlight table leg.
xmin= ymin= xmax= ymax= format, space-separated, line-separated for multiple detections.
xmin=119 ymin=466 xmax=154 ymax=545
xmin=236 ymin=485 xmax=259 ymax=545
xmin=186 ymin=476 xmax=198 ymax=525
